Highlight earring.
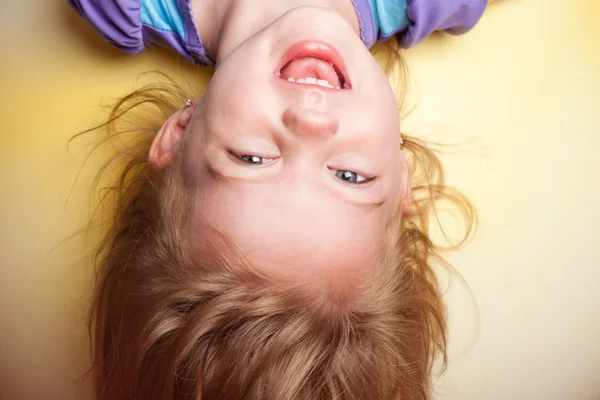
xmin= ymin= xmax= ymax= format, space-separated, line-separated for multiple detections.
xmin=185 ymin=99 xmax=193 ymax=108
xmin=399 ymin=136 xmax=404 ymax=145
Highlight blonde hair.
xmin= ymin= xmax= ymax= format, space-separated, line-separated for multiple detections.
xmin=81 ymin=47 xmax=475 ymax=399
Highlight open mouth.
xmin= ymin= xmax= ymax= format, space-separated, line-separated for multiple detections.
xmin=276 ymin=41 xmax=351 ymax=90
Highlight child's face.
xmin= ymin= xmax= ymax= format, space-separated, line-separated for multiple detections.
xmin=183 ymin=7 xmax=406 ymax=280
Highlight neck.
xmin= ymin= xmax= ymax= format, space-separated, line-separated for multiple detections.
xmin=191 ymin=0 xmax=361 ymax=64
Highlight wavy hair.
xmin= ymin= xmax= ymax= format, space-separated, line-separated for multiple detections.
xmin=79 ymin=43 xmax=475 ymax=400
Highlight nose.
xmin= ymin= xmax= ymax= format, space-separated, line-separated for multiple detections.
xmin=282 ymin=90 xmax=339 ymax=138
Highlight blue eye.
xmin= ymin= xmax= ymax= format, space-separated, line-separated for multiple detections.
xmin=238 ymin=155 xmax=272 ymax=165
xmin=333 ymin=170 xmax=369 ymax=184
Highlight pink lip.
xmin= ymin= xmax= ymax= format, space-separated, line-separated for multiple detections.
xmin=274 ymin=40 xmax=352 ymax=89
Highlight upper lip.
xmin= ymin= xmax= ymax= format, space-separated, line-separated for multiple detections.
xmin=274 ymin=40 xmax=352 ymax=89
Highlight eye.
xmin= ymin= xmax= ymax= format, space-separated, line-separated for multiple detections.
xmin=332 ymin=170 xmax=371 ymax=184
xmin=238 ymin=155 xmax=273 ymax=165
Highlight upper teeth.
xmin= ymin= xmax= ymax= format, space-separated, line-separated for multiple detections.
xmin=287 ymin=77 xmax=340 ymax=89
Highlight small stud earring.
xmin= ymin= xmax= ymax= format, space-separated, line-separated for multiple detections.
xmin=399 ymin=136 xmax=404 ymax=145
xmin=185 ymin=99 xmax=193 ymax=108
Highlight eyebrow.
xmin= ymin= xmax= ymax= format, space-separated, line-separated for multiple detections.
xmin=206 ymin=163 xmax=385 ymax=209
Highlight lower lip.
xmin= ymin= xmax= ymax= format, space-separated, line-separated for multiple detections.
xmin=275 ymin=40 xmax=351 ymax=88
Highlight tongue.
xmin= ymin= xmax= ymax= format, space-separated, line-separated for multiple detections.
xmin=280 ymin=57 xmax=342 ymax=88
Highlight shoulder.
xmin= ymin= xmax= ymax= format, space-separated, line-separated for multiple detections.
xmin=401 ymin=0 xmax=489 ymax=47
xmin=355 ymin=0 xmax=488 ymax=48
xmin=68 ymin=0 xmax=213 ymax=64
xmin=68 ymin=0 xmax=145 ymax=54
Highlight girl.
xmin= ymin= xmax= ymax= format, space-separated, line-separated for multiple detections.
xmin=70 ymin=1 xmax=486 ymax=399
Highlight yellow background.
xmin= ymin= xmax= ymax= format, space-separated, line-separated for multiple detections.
xmin=1 ymin=0 xmax=599 ymax=399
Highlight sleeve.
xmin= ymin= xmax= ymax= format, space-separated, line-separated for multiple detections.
xmin=399 ymin=0 xmax=488 ymax=48
xmin=67 ymin=0 xmax=213 ymax=64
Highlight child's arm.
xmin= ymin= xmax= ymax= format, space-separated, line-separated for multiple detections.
xmin=67 ymin=0 xmax=213 ymax=64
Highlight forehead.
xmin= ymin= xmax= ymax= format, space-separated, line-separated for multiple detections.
xmin=191 ymin=178 xmax=388 ymax=280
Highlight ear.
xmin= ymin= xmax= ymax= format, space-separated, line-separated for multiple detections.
xmin=149 ymin=99 xmax=198 ymax=171
xmin=400 ymin=154 xmax=412 ymax=217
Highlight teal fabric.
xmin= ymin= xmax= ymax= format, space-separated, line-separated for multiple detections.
xmin=368 ymin=0 xmax=410 ymax=36
xmin=141 ymin=0 xmax=186 ymax=40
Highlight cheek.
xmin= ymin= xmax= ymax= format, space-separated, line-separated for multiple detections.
xmin=205 ymin=79 xmax=278 ymax=136
xmin=205 ymin=82 xmax=250 ymax=118
xmin=209 ymin=52 xmax=275 ymax=114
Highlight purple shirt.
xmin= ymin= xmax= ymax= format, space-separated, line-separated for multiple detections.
xmin=68 ymin=0 xmax=488 ymax=65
